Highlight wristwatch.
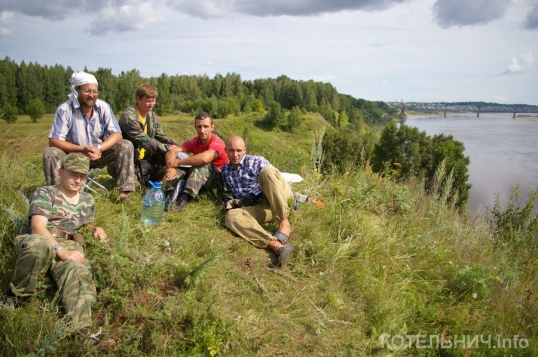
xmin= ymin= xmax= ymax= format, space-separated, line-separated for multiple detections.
xmin=97 ymin=144 xmax=103 ymax=153
xmin=53 ymin=244 xmax=63 ymax=251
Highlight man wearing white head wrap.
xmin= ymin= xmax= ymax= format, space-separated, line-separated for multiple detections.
xmin=43 ymin=71 xmax=136 ymax=202
xmin=68 ymin=72 xmax=98 ymax=109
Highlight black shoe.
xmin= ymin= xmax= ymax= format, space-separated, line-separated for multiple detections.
xmin=174 ymin=193 xmax=190 ymax=212
xmin=276 ymin=244 xmax=295 ymax=266
xmin=164 ymin=191 xmax=173 ymax=212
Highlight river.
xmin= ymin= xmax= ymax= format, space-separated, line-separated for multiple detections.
xmin=405 ymin=113 xmax=538 ymax=215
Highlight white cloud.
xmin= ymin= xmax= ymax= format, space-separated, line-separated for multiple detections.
xmin=504 ymin=51 xmax=534 ymax=75
xmin=0 ymin=11 xmax=13 ymax=36
xmin=87 ymin=2 xmax=164 ymax=36
xmin=1 ymin=11 xmax=15 ymax=21
xmin=0 ymin=27 xmax=11 ymax=36
xmin=311 ymin=75 xmax=336 ymax=82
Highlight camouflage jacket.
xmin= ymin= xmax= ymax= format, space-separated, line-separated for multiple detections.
xmin=28 ymin=186 xmax=95 ymax=235
xmin=119 ymin=104 xmax=178 ymax=161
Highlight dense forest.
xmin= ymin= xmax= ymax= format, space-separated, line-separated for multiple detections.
xmin=0 ymin=56 xmax=398 ymax=127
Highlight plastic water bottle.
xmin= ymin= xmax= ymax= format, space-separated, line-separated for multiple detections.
xmin=141 ymin=181 xmax=165 ymax=225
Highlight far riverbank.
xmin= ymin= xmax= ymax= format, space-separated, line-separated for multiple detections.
xmin=406 ymin=113 xmax=538 ymax=214
xmin=406 ymin=112 xmax=538 ymax=121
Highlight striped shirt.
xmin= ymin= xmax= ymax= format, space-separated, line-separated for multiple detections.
xmin=48 ymin=99 xmax=121 ymax=146
xmin=221 ymin=155 xmax=271 ymax=199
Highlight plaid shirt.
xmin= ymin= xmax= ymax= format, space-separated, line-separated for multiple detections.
xmin=221 ymin=155 xmax=271 ymax=199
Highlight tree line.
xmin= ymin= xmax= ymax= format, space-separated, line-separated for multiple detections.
xmin=0 ymin=56 xmax=397 ymax=127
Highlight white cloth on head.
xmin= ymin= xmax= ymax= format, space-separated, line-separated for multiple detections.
xmin=68 ymin=71 xmax=98 ymax=109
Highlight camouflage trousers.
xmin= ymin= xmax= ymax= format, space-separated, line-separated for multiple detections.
xmin=10 ymin=234 xmax=96 ymax=330
xmin=43 ymin=140 xmax=136 ymax=192
xmin=225 ymin=166 xmax=294 ymax=248
xmin=165 ymin=163 xmax=222 ymax=198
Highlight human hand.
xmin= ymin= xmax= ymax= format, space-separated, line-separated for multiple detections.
xmin=84 ymin=146 xmax=101 ymax=161
xmin=240 ymin=193 xmax=256 ymax=207
xmin=165 ymin=167 xmax=179 ymax=180
xmin=56 ymin=248 xmax=85 ymax=263
xmin=224 ymin=198 xmax=242 ymax=210
xmin=93 ymin=226 xmax=108 ymax=242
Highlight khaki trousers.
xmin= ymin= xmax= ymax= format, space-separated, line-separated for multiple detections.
xmin=225 ymin=166 xmax=293 ymax=248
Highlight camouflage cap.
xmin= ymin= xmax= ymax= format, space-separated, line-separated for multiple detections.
xmin=61 ymin=153 xmax=90 ymax=175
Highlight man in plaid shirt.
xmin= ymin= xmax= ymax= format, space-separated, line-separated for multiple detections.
xmin=221 ymin=136 xmax=295 ymax=265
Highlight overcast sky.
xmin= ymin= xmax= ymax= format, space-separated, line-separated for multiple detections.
xmin=1 ymin=0 xmax=537 ymax=105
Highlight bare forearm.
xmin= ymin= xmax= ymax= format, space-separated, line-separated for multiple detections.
xmin=100 ymin=132 xmax=122 ymax=151
xmin=167 ymin=150 xmax=217 ymax=168
xmin=165 ymin=147 xmax=185 ymax=167
xmin=49 ymin=139 xmax=85 ymax=153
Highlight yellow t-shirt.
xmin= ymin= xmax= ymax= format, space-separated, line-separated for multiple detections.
xmin=137 ymin=109 xmax=147 ymax=160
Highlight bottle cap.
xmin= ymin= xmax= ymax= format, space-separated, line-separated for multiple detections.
xmin=149 ymin=181 xmax=162 ymax=189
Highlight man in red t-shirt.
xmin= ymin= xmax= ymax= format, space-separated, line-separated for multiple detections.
xmin=164 ymin=112 xmax=229 ymax=211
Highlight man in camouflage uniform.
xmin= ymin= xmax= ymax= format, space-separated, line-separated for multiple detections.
xmin=7 ymin=153 xmax=115 ymax=348
xmin=43 ymin=71 xmax=136 ymax=203
xmin=164 ymin=112 xmax=229 ymax=211
xmin=119 ymin=83 xmax=178 ymax=186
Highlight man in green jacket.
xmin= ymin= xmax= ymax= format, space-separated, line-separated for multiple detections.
xmin=119 ymin=83 xmax=178 ymax=185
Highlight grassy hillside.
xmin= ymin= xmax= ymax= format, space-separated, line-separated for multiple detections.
xmin=0 ymin=114 xmax=536 ymax=356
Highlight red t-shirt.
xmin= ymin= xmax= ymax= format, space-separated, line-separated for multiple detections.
xmin=182 ymin=134 xmax=229 ymax=170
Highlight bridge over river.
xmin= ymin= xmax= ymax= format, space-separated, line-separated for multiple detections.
xmin=400 ymin=103 xmax=538 ymax=118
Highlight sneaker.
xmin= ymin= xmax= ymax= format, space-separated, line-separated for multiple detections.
xmin=174 ymin=193 xmax=190 ymax=212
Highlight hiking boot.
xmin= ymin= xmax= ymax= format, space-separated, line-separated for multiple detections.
xmin=1 ymin=296 xmax=16 ymax=319
xmin=174 ymin=193 xmax=190 ymax=212
xmin=1 ymin=291 xmax=25 ymax=311
xmin=81 ymin=328 xmax=116 ymax=350
xmin=275 ymin=244 xmax=295 ymax=266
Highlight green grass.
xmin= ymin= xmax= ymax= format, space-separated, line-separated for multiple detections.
xmin=0 ymin=113 xmax=536 ymax=356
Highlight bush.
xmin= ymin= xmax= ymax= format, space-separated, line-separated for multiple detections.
xmin=2 ymin=103 xmax=19 ymax=123
xmin=27 ymin=99 xmax=45 ymax=122
xmin=263 ymin=100 xmax=285 ymax=129
xmin=371 ymin=124 xmax=470 ymax=209
xmin=490 ymin=185 xmax=538 ymax=252
xmin=321 ymin=127 xmax=374 ymax=173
